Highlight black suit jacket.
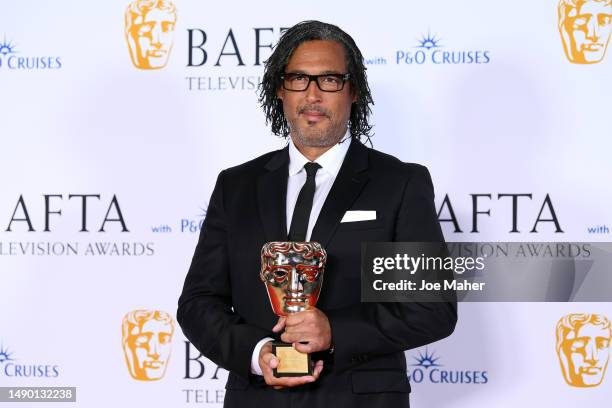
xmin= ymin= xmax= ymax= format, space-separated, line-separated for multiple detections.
xmin=178 ymin=140 xmax=457 ymax=407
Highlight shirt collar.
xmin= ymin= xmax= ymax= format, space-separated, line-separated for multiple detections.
xmin=288 ymin=131 xmax=351 ymax=177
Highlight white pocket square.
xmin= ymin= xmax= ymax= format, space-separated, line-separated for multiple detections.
xmin=341 ymin=210 xmax=377 ymax=223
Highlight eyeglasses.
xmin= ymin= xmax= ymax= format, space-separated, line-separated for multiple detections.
xmin=281 ymin=73 xmax=351 ymax=92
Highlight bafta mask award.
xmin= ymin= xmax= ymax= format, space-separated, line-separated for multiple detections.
xmin=260 ymin=241 xmax=327 ymax=377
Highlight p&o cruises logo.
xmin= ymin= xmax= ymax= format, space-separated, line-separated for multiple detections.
xmin=396 ymin=30 xmax=491 ymax=65
xmin=407 ymin=348 xmax=488 ymax=384
xmin=0 ymin=343 xmax=60 ymax=378
xmin=0 ymin=36 xmax=62 ymax=70
xmin=150 ymin=205 xmax=207 ymax=234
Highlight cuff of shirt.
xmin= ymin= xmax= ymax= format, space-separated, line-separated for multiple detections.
xmin=250 ymin=337 xmax=275 ymax=376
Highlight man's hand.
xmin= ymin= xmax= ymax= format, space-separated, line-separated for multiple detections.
xmin=258 ymin=341 xmax=324 ymax=389
xmin=273 ymin=307 xmax=332 ymax=353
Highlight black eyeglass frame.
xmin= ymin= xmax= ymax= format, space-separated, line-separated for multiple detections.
xmin=280 ymin=73 xmax=351 ymax=92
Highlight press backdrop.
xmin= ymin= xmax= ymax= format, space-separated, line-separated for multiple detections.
xmin=0 ymin=0 xmax=610 ymax=406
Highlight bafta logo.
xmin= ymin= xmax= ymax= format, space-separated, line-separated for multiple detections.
xmin=122 ymin=310 xmax=175 ymax=381
xmin=558 ymin=0 xmax=611 ymax=64
xmin=124 ymin=0 xmax=177 ymax=69
xmin=556 ymin=313 xmax=611 ymax=387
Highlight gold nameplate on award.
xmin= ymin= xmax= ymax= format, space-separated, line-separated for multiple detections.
xmin=272 ymin=342 xmax=312 ymax=377
xmin=260 ymin=242 xmax=327 ymax=377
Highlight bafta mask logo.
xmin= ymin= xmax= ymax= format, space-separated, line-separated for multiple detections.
xmin=124 ymin=0 xmax=177 ymax=69
xmin=558 ymin=0 xmax=612 ymax=64
xmin=556 ymin=313 xmax=611 ymax=387
xmin=122 ymin=310 xmax=174 ymax=381
xmin=260 ymin=242 xmax=327 ymax=316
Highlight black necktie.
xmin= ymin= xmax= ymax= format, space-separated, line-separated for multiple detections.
xmin=288 ymin=162 xmax=321 ymax=242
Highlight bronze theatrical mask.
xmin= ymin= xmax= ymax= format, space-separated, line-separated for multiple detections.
xmin=260 ymin=241 xmax=327 ymax=376
xmin=260 ymin=241 xmax=327 ymax=316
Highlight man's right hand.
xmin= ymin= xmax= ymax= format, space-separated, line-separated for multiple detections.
xmin=258 ymin=341 xmax=324 ymax=389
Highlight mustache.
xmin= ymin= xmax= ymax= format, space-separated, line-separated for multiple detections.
xmin=297 ymin=105 xmax=331 ymax=117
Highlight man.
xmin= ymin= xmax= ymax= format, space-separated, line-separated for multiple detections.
xmin=558 ymin=0 xmax=611 ymax=64
xmin=178 ymin=20 xmax=456 ymax=407
xmin=556 ymin=313 xmax=611 ymax=387
xmin=122 ymin=309 xmax=175 ymax=381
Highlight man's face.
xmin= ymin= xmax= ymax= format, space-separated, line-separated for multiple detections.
xmin=127 ymin=319 xmax=173 ymax=380
xmin=561 ymin=323 xmax=611 ymax=386
xmin=127 ymin=7 xmax=176 ymax=69
xmin=277 ymin=40 xmax=356 ymax=149
xmin=562 ymin=0 xmax=612 ymax=63
xmin=261 ymin=245 xmax=325 ymax=316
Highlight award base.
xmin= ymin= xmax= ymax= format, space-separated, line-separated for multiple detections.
xmin=271 ymin=341 xmax=312 ymax=377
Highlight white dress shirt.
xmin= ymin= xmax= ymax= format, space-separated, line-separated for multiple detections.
xmin=250 ymin=132 xmax=352 ymax=375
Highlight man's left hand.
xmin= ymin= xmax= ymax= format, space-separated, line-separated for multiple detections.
xmin=273 ymin=307 xmax=332 ymax=353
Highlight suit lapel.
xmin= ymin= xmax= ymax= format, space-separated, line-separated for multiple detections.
xmin=311 ymin=140 xmax=370 ymax=247
xmin=256 ymin=146 xmax=289 ymax=242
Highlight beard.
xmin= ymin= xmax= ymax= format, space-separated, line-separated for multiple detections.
xmin=288 ymin=104 xmax=348 ymax=148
